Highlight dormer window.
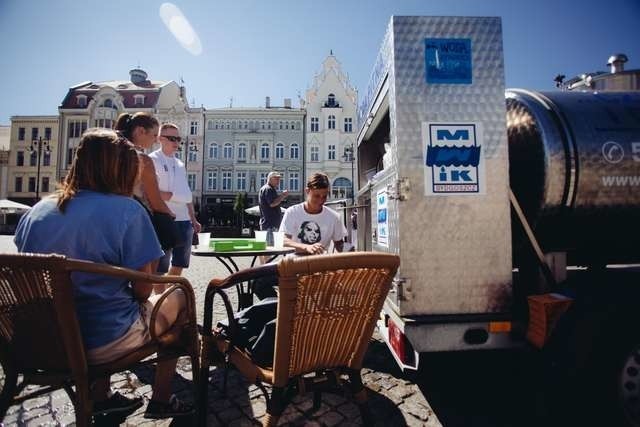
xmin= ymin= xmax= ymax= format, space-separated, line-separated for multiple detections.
xmin=101 ymin=99 xmax=114 ymax=108
xmin=324 ymin=93 xmax=339 ymax=108
xmin=134 ymin=94 xmax=145 ymax=106
xmin=77 ymin=95 xmax=87 ymax=108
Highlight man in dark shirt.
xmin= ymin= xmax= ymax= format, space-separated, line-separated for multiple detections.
xmin=258 ymin=171 xmax=288 ymax=231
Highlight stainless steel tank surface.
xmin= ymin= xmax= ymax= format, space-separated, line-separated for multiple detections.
xmin=506 ymin=89 xmax=640 ymax=262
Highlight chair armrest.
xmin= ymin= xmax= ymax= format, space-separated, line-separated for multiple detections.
xmin=202 ymin=263 xmax=278 ymax=338
xmin=64 ymin=259 xmax=198 ymax=344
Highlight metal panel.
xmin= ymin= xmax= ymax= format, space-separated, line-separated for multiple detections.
xmin=386 ymin=17 xmax=512 ymax=315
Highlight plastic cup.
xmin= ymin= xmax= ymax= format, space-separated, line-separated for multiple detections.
xmin=273 ymin=231 xmax=285 ymax=249
xmin=254 ymin=230 xmax=268 ymax=242
xmin=197 ymin=232 xmax=211 ymax=250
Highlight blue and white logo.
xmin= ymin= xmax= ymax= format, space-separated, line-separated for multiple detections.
xmin=423 ymin=123 xmax=484 ymax=195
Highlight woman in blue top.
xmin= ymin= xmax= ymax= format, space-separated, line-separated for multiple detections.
xmin=14 ymin=129 xmax=193 ymax=419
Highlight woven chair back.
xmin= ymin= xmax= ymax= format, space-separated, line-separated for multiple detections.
xmin=272 ymin=252 xmax=399 ymax=386
xmin=0 ymin=253 xmax=85 ymax=373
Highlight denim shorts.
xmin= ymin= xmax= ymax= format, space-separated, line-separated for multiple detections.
xmin=157 ymin=220 xmax=193 ymax=273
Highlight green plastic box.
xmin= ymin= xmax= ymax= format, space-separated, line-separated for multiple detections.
xmin=209 ymin=239 xmax=267 ymax=252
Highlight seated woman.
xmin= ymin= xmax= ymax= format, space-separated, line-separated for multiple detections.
xmin=13 ymin=129 xmax=193 ymax=420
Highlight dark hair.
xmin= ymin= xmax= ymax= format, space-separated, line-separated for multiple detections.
xmin=306 ymin=172 xmax=330 ymax=190
xmin=114 ymin=112 xmax=159 ymax=141
xmin=58 ymin=128 xmax=139 ymax=212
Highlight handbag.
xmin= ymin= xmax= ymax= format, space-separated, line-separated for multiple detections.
xmin=151 ymin=211 xmax=181 ymax=250
xmin=134 ymin=196 xmax=180 ymax=250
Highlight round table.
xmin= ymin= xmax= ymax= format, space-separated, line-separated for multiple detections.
xmin=192 ymin=246 xmax=295 ymax=309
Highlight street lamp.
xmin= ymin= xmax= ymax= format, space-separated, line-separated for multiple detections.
xmin=29 ymin=137 xmax=50 ymax=202
xmin=342 ymin=143 xmax=355 ymax=203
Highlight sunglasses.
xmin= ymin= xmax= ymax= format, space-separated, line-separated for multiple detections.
xmin=161 ymin=135 xmax=182 ymax=143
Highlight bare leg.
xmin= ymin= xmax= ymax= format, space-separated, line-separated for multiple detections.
xmin=168 ymin=266 xmax=183 ymax=276
xmin=147 ymin=290 xmax=187 ymax=403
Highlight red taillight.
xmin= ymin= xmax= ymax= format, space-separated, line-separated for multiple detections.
xmin=388 ymin=318 xmax=406 ymax=363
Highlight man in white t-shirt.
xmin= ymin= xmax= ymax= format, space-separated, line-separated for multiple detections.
xmin=280 ymin=172 xmax=347 ymax=254
xmin=150 ymin=123 xmax=201 ymax=282
xmin=254 ymin=172 xmax=347 ymax=299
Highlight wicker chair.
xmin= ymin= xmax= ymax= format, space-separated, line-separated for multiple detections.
xmin=0 ymin=253 xmax=200 ymax=426
xmin=199 ymin=252 xmax=400 ymax=426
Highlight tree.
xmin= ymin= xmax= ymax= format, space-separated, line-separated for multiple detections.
xmin=233 ymin=192 xmax=248 ymax=227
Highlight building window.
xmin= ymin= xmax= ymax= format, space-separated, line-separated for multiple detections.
xmin=260 ymin=172 xmax=268 ymax=187
xmin=187 ymin=173 xmax=196 ymax=191
xmin=267 ymin=121 xmax=272 ymax=130
xmin=190 ymin=121 xmax=198 ymax=135
xmin=102 ymin=99 xmax=114 ymax=108
xmin=18 ymin=127 xmax=25 ymax=141
xmin=45 ymin=127 xmax=52 ymax=140
xmin=67 ymin=148 xmax=75 ymax=165
xmin=30 ymin=152 xmax=37 ymax=166
xmin=28 ymin=177 xmax=36 ymax=193
xmin=261 ymin=143 xmax=270 ymax=161
xmin=207 ymin=171 xmax=217 ymax=190
xmin=225 ymin=121 xmax=231 ymax=130
xmin=244 ymin=121 xmax=248 ymax=129
xmin=290 ymin=143 xmax=299 ymax=159
xmin=207 ymin=120 xmax=215 ymax=130
xmin=275 ymin=143 xmax=284 ymax=159
xmin=279 ymin=121 xmax=283 ymax=130
xmin=42 ymin=177 xmax=50 ymax=193
xmin=285 ymin=122 xmax=289 ymax=130
xmin=15 ymin=177 xmax=22 ymax=192
xmin=328 ymin=144 xmax=336 ymax=160
xmin=327 ymin=93 xmax=336 ymax=107
xmin=310 ymin=118 xmax=319 ymax=132
xmin=310 ymin=146 xmax=319 ymax=162
xmin=332 ymin=177 xmax=352 ymax=199
xmin=134 ymin=94 xmax=145 ymax=106
xmin=344 ymin=117 xmax=353 ymax=132
xmin=94 ymin=119 xmax=113 ymax=129
xmin=31 ymin=127 xmax=38 ymax=140
xmin=289 ymin=172 xmax=300 ymax=192
xmin=237 ymin=143 xmax=247 ymax=162
xmin=328 ymin=115 xmax=335 ymax=130
xmin=223 ymin=143 xmax=233 ymax=159
xmin=188 ymin=150 xmax=197 ymax=163
xmin=208 ymin=143 xmax=218 ymax=159
xmin=69 ymin=120 xmax=87 ymax=138
xmin=77 ymin=95 xmax=87 ymax=108
xmin=237 ymin=172 xmax=247 ymax=191
xmin=222 ymin=172 xmax=232 ymax=190
xmin=43 ymin=151 xmax=51 ymax=166
xmin=16 ymin=151 xmax=24 ymax=167
xmin=175 ymin=150 xmax=183 ymax=161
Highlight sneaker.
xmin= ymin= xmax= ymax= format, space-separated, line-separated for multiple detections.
xmin=92 ymin=392 xmax=144 ymax=415
xmin=144 ymin=394 xmax=195 ymax=419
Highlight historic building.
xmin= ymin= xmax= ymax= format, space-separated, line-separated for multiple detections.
xmin=202 ymin=99 xmax=305 ymax=227
xmin=303 ymin=52 xmax=358 ymax=200
xmin=57 ymin=68 xmax=203 ymax=204
xmin=7 ymin=116 xmax=59 ymax=204
xmin=0 ymin=125 xmax=10 ymax=199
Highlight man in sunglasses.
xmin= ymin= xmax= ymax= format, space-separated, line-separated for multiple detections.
xmin=149 ymin=123 xmax=201 ymax=283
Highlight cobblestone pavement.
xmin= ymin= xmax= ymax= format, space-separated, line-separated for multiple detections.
xmin=0 ymin=235 xmax=441 ymax=426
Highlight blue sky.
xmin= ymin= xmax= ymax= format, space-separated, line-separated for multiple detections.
xmin=1 ymin=0 xmax=639 ymax=125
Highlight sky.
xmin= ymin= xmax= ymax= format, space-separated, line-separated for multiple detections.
xmin=1 ymin=0 xmax=639 ymax=125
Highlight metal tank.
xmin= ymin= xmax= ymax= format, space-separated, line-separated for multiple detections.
xmin=506 ymin=89 xmax=640 ymax=264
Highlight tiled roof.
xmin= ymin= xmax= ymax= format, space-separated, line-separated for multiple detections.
xmin=60 ymin=80 xmax=165 ymax=109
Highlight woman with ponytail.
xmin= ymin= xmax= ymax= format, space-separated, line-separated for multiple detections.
xmin=114 ymin=112 xmax=173 ymax=217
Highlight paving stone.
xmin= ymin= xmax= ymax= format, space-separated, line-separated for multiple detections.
xmin=399 ymin=400 xmax=431 ymax=421
xmin=217 ymin=406 xmax=244 ymax=424
xmin=25 ymin=412 xmax=56 ymax=426
xmin=2 ymin=411 xmax=19 ymax=425
xmin=321 ymin=392 xmax=347 ymax=407
xmin=21 ymin=396 xmax=48 ymax=411
xmin=244 ymin=398 xmax=266 ymax=417
xmin=336 ymin=402 xmax=361 ymax=419
xmin=318 ymin=410 xmax=344 ymax=427
xmin=20 ymin=407 xmax=49 ymax=422
xmin=56 ymin=411 xmax=77 ymax=426
xmin=388 ymin=383 xmax=415 ymax=400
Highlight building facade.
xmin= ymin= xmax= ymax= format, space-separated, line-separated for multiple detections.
xmin=304 ymin=53 xmax=358 ymax=200
xmin=0 ymin=126 xmax=10 ymax=199
xmin=202 ymin=102 xmax=305 ymax=227
xmin=7 ymin=116 xmax=59 ymax=204
xmin=57 ymin=68 xmax=203 ymax=203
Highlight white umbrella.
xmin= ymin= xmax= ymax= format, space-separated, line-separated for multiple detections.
xmin=0 ymin=199 xmax=32 ymax=213
xmin=245 ymin=205 xmax=286 ymax=217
